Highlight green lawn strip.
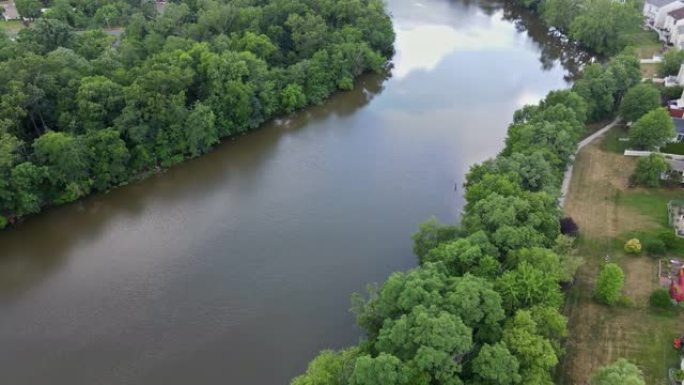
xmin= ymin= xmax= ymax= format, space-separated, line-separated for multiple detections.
xmin=619 ymin=189 xmax=683 ymax=226
xmin=634 ymin=311 xmax=680 ymax=384
xmin=626 ymin=30 xmax=662 ymax=59
xmin=0 ymin=20 xmax=24 ymax=34
xmin=661 ymin=142 xmax=684 ymax=156
xmin=600 ymin=124 xmax=631 ymax=154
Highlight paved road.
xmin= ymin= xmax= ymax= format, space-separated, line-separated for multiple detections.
xmin=559 ymin=117 xmax=621 ymax=208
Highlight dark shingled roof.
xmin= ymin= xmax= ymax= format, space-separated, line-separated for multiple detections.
xmin=647 ymin=0 xmax=681 ymax=7
xmin=669 ymin=7 xmax=684 ymax=20
xmin=673 ymin=118 xmax=684 ymax=133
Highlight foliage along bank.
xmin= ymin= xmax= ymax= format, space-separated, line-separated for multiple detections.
xmin=516 ymin=0 xmax=643 ymax=56
xmin=0 ymin=0 xmax=395 ymax=227
xmin=291 ymin=12 xmax=644 ymax=385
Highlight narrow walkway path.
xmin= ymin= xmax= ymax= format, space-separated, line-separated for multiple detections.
xmin=559 ymin=117 xmax=621 ymax=208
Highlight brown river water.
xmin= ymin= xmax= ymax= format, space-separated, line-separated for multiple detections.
xmin=0 ymin=0 xmax=583 ymax=383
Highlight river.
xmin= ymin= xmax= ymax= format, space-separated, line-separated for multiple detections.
xmin=0 ymin=1 xmax=580 ymax=384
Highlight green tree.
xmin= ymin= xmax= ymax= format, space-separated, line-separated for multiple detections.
xmin=281 ymin=84 xmax=307 ymax=113
xmin=628 ymin=108 xmax=676 ymax=150
xmin=658 ymin=49 xmax=684 ymax=77
xmin=185 ymin=102 xmax=218 ymax=157
xmin=496 ymin=262 xmax=563 ymax=312
xmin=85 ymin=128 xmax=130 ymax=191
xmin=569 ymin=0 xmax=641 ymax=55
xmin=471 ymin=342 xmax=522 ymax=385
xmin=15 ymin=0 xmax=42 ymax=20
xmin=349 ymin=353 xmax=409 ymax=385
xmin=619 ymin=84 xmax=661 ymax=123
xmin=631 ymin=154 xmax=670 ymax=187
xmin=542 ymin=90 xmax=588 ymax=124
xmin=291 ymin=348 xmax=359 ymax=385
xmin=423 ymin=231 xmax=500 ymax=277
xmin=591 ymin=358 xmax=645 ymax=385
xmin=595 ymin=263 xmax=624 ymax=305
xmin=502 ymin=310 xmax=558 ymax=385
xmin=10 ymin=161 xmax=47 ymax=216
xmin=76 ymin=76 xmax=125 ymax=132
xmin=32 ymin=131 xmax=90 ymax=203
xmin=411 ymin=217 xmax=460 ymax=261
xmin=542 ymin=0 xmax=582 ymax=32
xmin=573 ymin=63 xmax=617 ymax=122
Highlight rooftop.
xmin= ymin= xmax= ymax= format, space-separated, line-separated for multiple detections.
xmin=648 ymin=0 xmax=681 ymax=6
xmin=669 ymin=7 xmax=684 ymax=19
xmin=674 ymin=118 xmax=684 ymax=133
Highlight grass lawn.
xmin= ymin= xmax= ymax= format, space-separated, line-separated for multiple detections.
xmin=629 ymin=29 xmax=663 ymax=59
xmin=641 ymin=62 xmax=658 ymax=79
xmin=600 ymin=123 xmax=631 ymax=154
xmin=559 ymin=128 xmax=684 ymax=385
xmin=0 ymin=19 xmax=23 ymax=35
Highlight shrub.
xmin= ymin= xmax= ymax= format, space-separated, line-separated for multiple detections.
xmin=674 ymin=369 xmax=684 ymax=382
xmin=661 ymin=142 xmax=684 ymax=156
xmin=630 ymin=153 xmax=670 ymax=187
xmin=596 ymin=263 xmax=625 ymax=305
xmin=662 ymin=85 xmax=684 ymax=100
xmin=0 ymin=216 xmax=6 ymax=229
xmin=592 ymin=358 xmax=645 ymax=385
xmin=560 ymin=217 xmax=579 ymax=237
xmin=650 ymin=288 xmax=672 ymax=309
xmin=624 ymin=238 xmax=642 ymax=254
xmin=644 ymin=238 xmax=666 ymax=255
xmin=658 ymin=230 xmax=679 ymax=249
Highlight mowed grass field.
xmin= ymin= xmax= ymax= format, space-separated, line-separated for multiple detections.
xmin=0 ymin=19 xmax=23 ymax=35
xmin=558 ymin=130 xmax=684 ymax=385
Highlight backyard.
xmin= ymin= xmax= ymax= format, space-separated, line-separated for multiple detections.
xmin=559 ymin=129 xmax=684 ymax=385
xmin=0 ymin=19 xmax=22 ymax=35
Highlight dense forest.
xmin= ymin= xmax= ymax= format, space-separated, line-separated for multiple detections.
xmin=291 ymin=0 xmax=644 ymax=384
xmin=0 ymin=0 xmax=394 ymax=227
xmin=517 ymin=0 xmax=643 ymax=56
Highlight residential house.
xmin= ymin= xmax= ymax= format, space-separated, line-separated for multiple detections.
xmin=665 ymin=64 xmax=684 ymax=87
xmin=645 ymin=0 xmax=684 ymax=40
xmin=673 ymin=117 xmax=684 ymax=141
xmin=673 ymin=24 xmax=684 ymax=48
xmin=665 ymin=7 xmax=684 ymax=43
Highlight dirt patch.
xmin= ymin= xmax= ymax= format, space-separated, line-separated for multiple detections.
xmin=623 ymin=257 xmax=658 ymax=306
xmin=564 ymin=140 xmax=656 ymax=239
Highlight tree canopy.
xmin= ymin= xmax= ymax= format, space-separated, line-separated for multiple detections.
xmin=591 ymin=359 xmax=645 ymax=385
xmin=595 ymin=263 xmax=625 ymax=305
xmin=0 ymin=0 xmax=395 ymax=224
xmin=631 ymin=153 xmax=670 ymax=187
xmin=620 ymin=84 xmax=662 ymax=123
xmin=628 ymin=108 xmax=676 ymax=150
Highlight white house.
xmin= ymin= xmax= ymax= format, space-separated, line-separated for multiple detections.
xmin=646 ymin=0 xmax=684 ymax=41
xmin=665 ymin=7 xmax=684 ymax=43
xmin=665 ymin=64 xmax=684 ymax=86
xmin=673 ymin=24 xmax=684 ymax=48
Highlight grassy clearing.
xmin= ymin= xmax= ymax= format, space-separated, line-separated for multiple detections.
xmin=559 ymin=129 xmax=684 ymax=385
xmin=0 ymin=20 xmax=23 ymax=34
xmin=600 ymin=124 xmax=631 ymax=154
xmin=630 ymin=30 xmax=662 ymax=58
xmin=628 ymin=30 xmax=663 ymax=59
xmin=641 ymin=62 xmax=658 ymax=79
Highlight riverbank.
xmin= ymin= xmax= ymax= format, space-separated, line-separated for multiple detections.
xmin=559 ymin=126 xmax=684 ymax=384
